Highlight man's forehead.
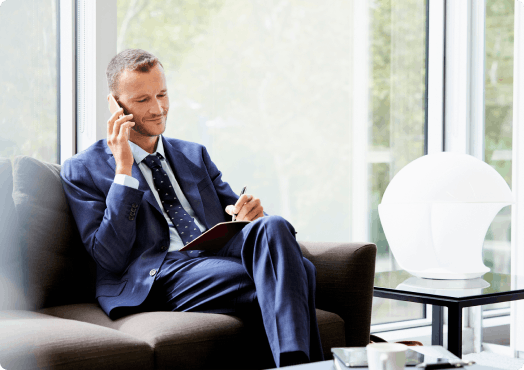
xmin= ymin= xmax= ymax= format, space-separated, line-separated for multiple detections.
xmin=120 ymin=66 xmax=166 ymax=95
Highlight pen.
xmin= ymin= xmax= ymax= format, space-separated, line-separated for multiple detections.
xmin=232 ymin=186 xmax=247 ymax=221
xmin=416 ymin=360 xmax=475 ymax=369
xmin=417 ymin=364 xmax=462 ymax=369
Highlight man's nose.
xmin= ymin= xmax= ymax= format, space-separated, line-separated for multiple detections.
xmin=150 ymin=98 xmax=164 ymax=115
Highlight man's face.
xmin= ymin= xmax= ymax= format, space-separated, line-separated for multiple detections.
xmin=116 ymin=64 xmax=169 ymax=138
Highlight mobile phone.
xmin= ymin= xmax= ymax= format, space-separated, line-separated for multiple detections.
xmin=108 ymin=94 xmax=124 ymax=117
xmin=108 ymin=94 xmax=134 ymax=137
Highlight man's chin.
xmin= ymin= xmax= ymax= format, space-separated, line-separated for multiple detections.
xmin=134 ymin=121 xmax=166 ymax=137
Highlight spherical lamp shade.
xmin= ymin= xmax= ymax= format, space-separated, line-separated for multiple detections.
xmin=378 ymin=152 xmax=513 ymax=279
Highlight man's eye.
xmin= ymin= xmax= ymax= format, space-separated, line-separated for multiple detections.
xmin=138 ymin=99 xmax=146 ymax=102
xmin=158 ymin=94 xmax=166 ymax=97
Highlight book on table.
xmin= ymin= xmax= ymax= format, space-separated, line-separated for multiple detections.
xmin=179 ymin=221 xmax=251 ymax=253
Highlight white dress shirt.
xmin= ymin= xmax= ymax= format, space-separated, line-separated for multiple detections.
xmin=114 ymin=136 xmax=206 ymax=252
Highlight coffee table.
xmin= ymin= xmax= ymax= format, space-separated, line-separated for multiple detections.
xmin=270 ymin=345 xmax=502 ymax=369
xmin=273 ymin=361 xmax=501 ymax=369
xmin=373 ymin=270 xmax=524 ymax=358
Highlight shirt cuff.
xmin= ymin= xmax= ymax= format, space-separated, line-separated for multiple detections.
xmin=114 ymin=174 xmax=139 ymax=189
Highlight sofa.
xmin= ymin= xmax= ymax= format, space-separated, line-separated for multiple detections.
xmin=0 ymin=155 xmax=377 ymax=370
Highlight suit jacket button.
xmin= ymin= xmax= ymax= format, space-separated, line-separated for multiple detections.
xmin=129 ymin=216 xmax=134 ymax=220
xmin=150 ymin=269 xmax=157 ymax=276
xmin=132 ymin=203 xmax=138 ymax=208
xmin=161 ymin=246 xmax=167 ymax=251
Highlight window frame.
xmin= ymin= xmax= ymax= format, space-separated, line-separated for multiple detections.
xmin=74 ymin=0 xmax=117 ymax=155
xmin=511 ymin=0 xmax=524 ymax=358
xmin=59 ymin=0 xmax=77 ymax=163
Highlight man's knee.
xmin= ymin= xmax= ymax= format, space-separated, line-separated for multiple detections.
xmin=257 ymin=215 xmax=294 ymax=234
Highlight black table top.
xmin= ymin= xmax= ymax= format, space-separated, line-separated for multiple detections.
xmin=374 ymin=270 xmax=524 ymax=300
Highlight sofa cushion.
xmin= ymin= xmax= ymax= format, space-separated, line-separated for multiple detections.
xmin=0 ymin=158 xmax=25 ymax=310
xmin=41 ymin=303 xmax=345 ymax=369
xmin=11 ymin=156 xmax=96 ymax=309
xmin=0 ymin=310 xmax=153 ymax=370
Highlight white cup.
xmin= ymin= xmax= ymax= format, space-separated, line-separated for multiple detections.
xmin=366 ymin=343 xmax=407 ymax=370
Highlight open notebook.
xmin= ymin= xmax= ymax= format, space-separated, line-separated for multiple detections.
xmin=179 ymin=221 xmax=251 ymax=253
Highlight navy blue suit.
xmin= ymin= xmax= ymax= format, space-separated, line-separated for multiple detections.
xmin=60 ymin=136 xmax=323 ymax=366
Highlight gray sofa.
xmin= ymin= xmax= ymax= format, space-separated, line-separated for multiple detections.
xmin=0 ymin=155 xmax=377 ymax=370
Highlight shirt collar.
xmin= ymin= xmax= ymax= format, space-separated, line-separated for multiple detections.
xmin=128 ymin=135 xmax=166 ymax=164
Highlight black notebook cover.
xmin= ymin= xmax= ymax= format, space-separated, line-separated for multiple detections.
xmin=179 ymin=221 xmax=251 ymax=253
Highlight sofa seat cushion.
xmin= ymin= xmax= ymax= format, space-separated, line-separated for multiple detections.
xmin=41 ymin=303 xmax=345 ymax=369
xmin=0 ymin=310 xmax=153 ymax=370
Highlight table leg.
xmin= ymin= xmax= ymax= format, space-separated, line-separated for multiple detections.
xmin=447 ymin=306 xmax=463 ymax=358
xmin=432 ymin=305 xmax=444 ymax=346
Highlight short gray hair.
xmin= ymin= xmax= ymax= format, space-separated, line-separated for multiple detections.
xmin=106 ymin=49 xmax=164 ymax=98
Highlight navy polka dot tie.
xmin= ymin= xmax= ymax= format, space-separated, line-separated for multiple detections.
xmin=142 ymin=153 xmax=202 ymax=246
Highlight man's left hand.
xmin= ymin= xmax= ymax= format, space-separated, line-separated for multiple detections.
xmin=225 ymin=194 xmax=264 ymax=221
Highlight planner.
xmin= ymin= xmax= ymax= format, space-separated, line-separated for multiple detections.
xmin=179 ymin=221 xmax=251 ymax=253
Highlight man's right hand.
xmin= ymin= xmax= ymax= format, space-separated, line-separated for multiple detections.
xmin=107 ymin=108 xmax=135 ymax=176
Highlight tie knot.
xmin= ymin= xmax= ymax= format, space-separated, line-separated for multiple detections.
xmin=143 ymin=153 xmax=163 ymax=169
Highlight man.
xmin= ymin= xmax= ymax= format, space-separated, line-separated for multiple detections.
xmin=61 ymin=49 xmax=322 ymax=367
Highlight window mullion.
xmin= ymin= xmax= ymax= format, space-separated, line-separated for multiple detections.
xmin=444 ymin=0 xmax=471 ymax=154
xmin=76 ymin=0 xmax=117 ymax=153
xmin=350 ymin=0 xmax=369 ymax=243
xmin=427 ymin=0 xmax=446 ymax=154
xmin=469 ymin=0 xmax=486 ymax=161
xmin=59 ymin=0 xmax=76 ymax=163
xmin=511 ymin=0 xmax=524 ymax=358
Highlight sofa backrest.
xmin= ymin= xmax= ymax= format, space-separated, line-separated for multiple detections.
xmin=10 ymin=156 xmax=96 ymax=310
xmin=0 ymin=158 xmax=26 ymax=310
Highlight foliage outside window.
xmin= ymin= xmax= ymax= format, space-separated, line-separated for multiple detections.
xmin=483 ymin=0 xmax=514 ymax=313
xmin=0 ymin=0 xmax=58 ymax=163
xmin=117 ymin=0 xmax=428 ymax=325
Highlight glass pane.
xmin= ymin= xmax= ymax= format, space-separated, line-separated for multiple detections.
xmin=483 ymin=0 xmax=514 ymax=312
xmin=369 ymin=0 xmax=427 ymax=325
xmin=117 ymin=0 xmax=427 ymax=326
xmin=118 ymin=0 xmax=352 ymax=240
xmin=0 ymin=0 xmax=58 ymax=163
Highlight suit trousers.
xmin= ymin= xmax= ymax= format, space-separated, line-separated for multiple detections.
xmin=144 ymin=215 xmax=323 ymax=367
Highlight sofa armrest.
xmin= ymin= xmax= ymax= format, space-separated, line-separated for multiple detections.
xmin=299 ymin=241 xmax=377 ymax=347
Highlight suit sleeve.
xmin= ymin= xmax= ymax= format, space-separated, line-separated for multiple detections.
xmin=61 ymin=157 xmax=145 ymax=275
xmin=201 ymin=146 xmax=268 ymax=217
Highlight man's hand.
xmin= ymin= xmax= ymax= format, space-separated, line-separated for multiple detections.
xmin=107 ymin=107 xmax=135 ymax=176
xmin=225 ymin=194 xmax=264 ymax=222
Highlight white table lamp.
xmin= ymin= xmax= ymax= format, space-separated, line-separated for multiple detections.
xmin=378 ymin=152 xmax=513 ymax=280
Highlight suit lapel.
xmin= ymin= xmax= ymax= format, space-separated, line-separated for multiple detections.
xmin=162 ymin=137 xmax=208 ymax=228
xmin=104 ymin=142 xmax=163 ymax=216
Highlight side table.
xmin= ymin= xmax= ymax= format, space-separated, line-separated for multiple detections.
xmin=373 ymin=270 xmax=524 ymax=358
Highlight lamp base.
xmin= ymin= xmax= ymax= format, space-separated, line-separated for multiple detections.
xmin=408 ymin=267 xmax=489 ymax=280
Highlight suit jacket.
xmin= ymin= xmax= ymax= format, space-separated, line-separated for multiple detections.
xmin=61 ymin=136 xmax=239 ymax=318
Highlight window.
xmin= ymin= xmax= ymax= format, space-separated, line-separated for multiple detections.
xmin=483 ymin=0 xmax=514 ymax=313
xmin=0 ymin=0 xmax=59 ymax=163
xmin=116 ymin=0 xmax=428 ymax=326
